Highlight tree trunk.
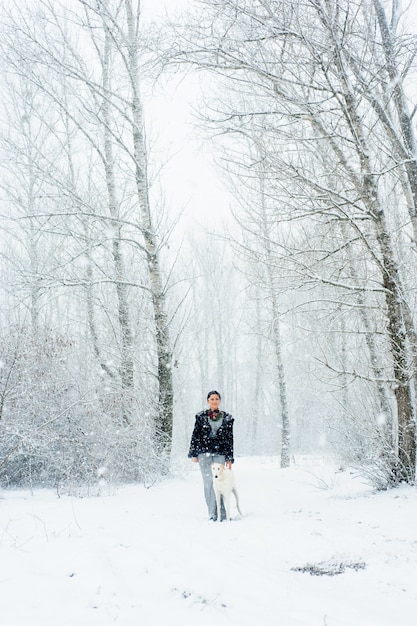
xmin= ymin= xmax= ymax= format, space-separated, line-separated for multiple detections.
xmin=124 ymin=0 xmax=173 ymax=443
xmin=322 ymin=0 xmax=416 ymax=483
xmin=376 ymin=213 xmax=416 ymax=482
xmin=249 ymin=289 xmax=262 ymax=454
xmin=102 ymin=27 xmax=134 ymax=423
xmin=340 ymin=220 xmax=394 ymax=428
xmin=259 ymin=158 xmax=291 ymax=467
xmin=373 ymin=0 xmax=417 ymax=224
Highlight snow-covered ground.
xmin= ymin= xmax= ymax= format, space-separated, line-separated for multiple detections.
xmin=1 ymin=456 xmax=417 ymax=626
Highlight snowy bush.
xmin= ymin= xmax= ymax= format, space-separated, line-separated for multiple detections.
xmin=0 ymin=325 xmax=169 ymax=492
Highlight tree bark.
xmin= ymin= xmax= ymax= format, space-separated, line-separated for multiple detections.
xmin=124 ymin=0 xmax=173 ymax=443
xmin=102 ymin=26 xmax=134 ymax=421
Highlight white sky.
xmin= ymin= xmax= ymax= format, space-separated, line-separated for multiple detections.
xmin=146 ymin=78 xmax=234 ymax=236
xmin=141 ymin=0 xmax=235 ymax=237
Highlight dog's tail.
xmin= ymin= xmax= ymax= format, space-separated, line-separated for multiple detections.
xmin=232 ymin=488 xmax=243 ymax=517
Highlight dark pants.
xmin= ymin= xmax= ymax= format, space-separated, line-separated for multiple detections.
xmin=198 ymin=453 xmax=226 ymax=520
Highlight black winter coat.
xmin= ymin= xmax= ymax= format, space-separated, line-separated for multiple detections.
xmin=188 ymin=410 xmax=234 ymax=463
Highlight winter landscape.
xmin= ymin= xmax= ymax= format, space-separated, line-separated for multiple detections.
xmin=2 ymin=456 xmax=417 ymax=626
xmin=1 ymin=1 xmax=417 ymax=624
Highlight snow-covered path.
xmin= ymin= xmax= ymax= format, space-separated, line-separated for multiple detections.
xmin=1 ymin=457 xmax=417 ymax=625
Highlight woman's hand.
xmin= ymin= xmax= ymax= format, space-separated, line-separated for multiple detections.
xmin=191 ymin=457 xmax=199 ymax=463
xmin=226 ymin=461 xmax=232 ymax=469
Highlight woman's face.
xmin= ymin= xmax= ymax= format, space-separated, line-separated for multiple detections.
xmin=207 ymin=394 xmax=221 ymax=411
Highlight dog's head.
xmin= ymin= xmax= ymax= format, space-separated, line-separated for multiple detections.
xmin=211 ymin=463 xmax=225 ymax=479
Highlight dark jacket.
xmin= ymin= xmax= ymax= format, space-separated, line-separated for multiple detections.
xmin=188 ymin=410 xmax=234 ymax=463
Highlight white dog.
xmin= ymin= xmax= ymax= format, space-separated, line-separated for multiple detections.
xmin=211 ymin=463 xmax=243 ymax=522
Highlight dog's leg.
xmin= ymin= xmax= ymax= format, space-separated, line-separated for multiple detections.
xmin=215 ymin=491 xmax=222 ymax=522
xmin=232 ymin=488 xmax=243 ymax=517
xmin=224 ymin=492 xmax=231 ymax=521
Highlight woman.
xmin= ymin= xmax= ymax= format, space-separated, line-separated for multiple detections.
xmin=188 ymin=390 xmax=234 ymax=521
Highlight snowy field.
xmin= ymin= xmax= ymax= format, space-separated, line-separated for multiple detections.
xmin=1 ymin=456 xmax=417 ymax=626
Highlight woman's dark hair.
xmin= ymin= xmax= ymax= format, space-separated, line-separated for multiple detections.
xmin=207 ymin=390 xmax=221 ymax=400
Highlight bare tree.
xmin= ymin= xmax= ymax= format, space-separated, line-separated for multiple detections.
xmin=0 ymin=0 xmax=177 ymax=486
xmin=227 ymin=144 xmax=291 ymax=467
xmin=166 ymin=0 xmax=417 ymax=484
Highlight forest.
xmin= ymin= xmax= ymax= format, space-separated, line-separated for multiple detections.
xmin=0 ymin=0 xmax=416 ymax=491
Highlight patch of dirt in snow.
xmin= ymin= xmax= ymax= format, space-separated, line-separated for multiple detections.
xmin=291 ymin=559 xmax=367 ymax=576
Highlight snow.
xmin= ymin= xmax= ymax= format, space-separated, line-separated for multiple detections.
xmin=1 ymin=457 xmax=417 ymax=626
